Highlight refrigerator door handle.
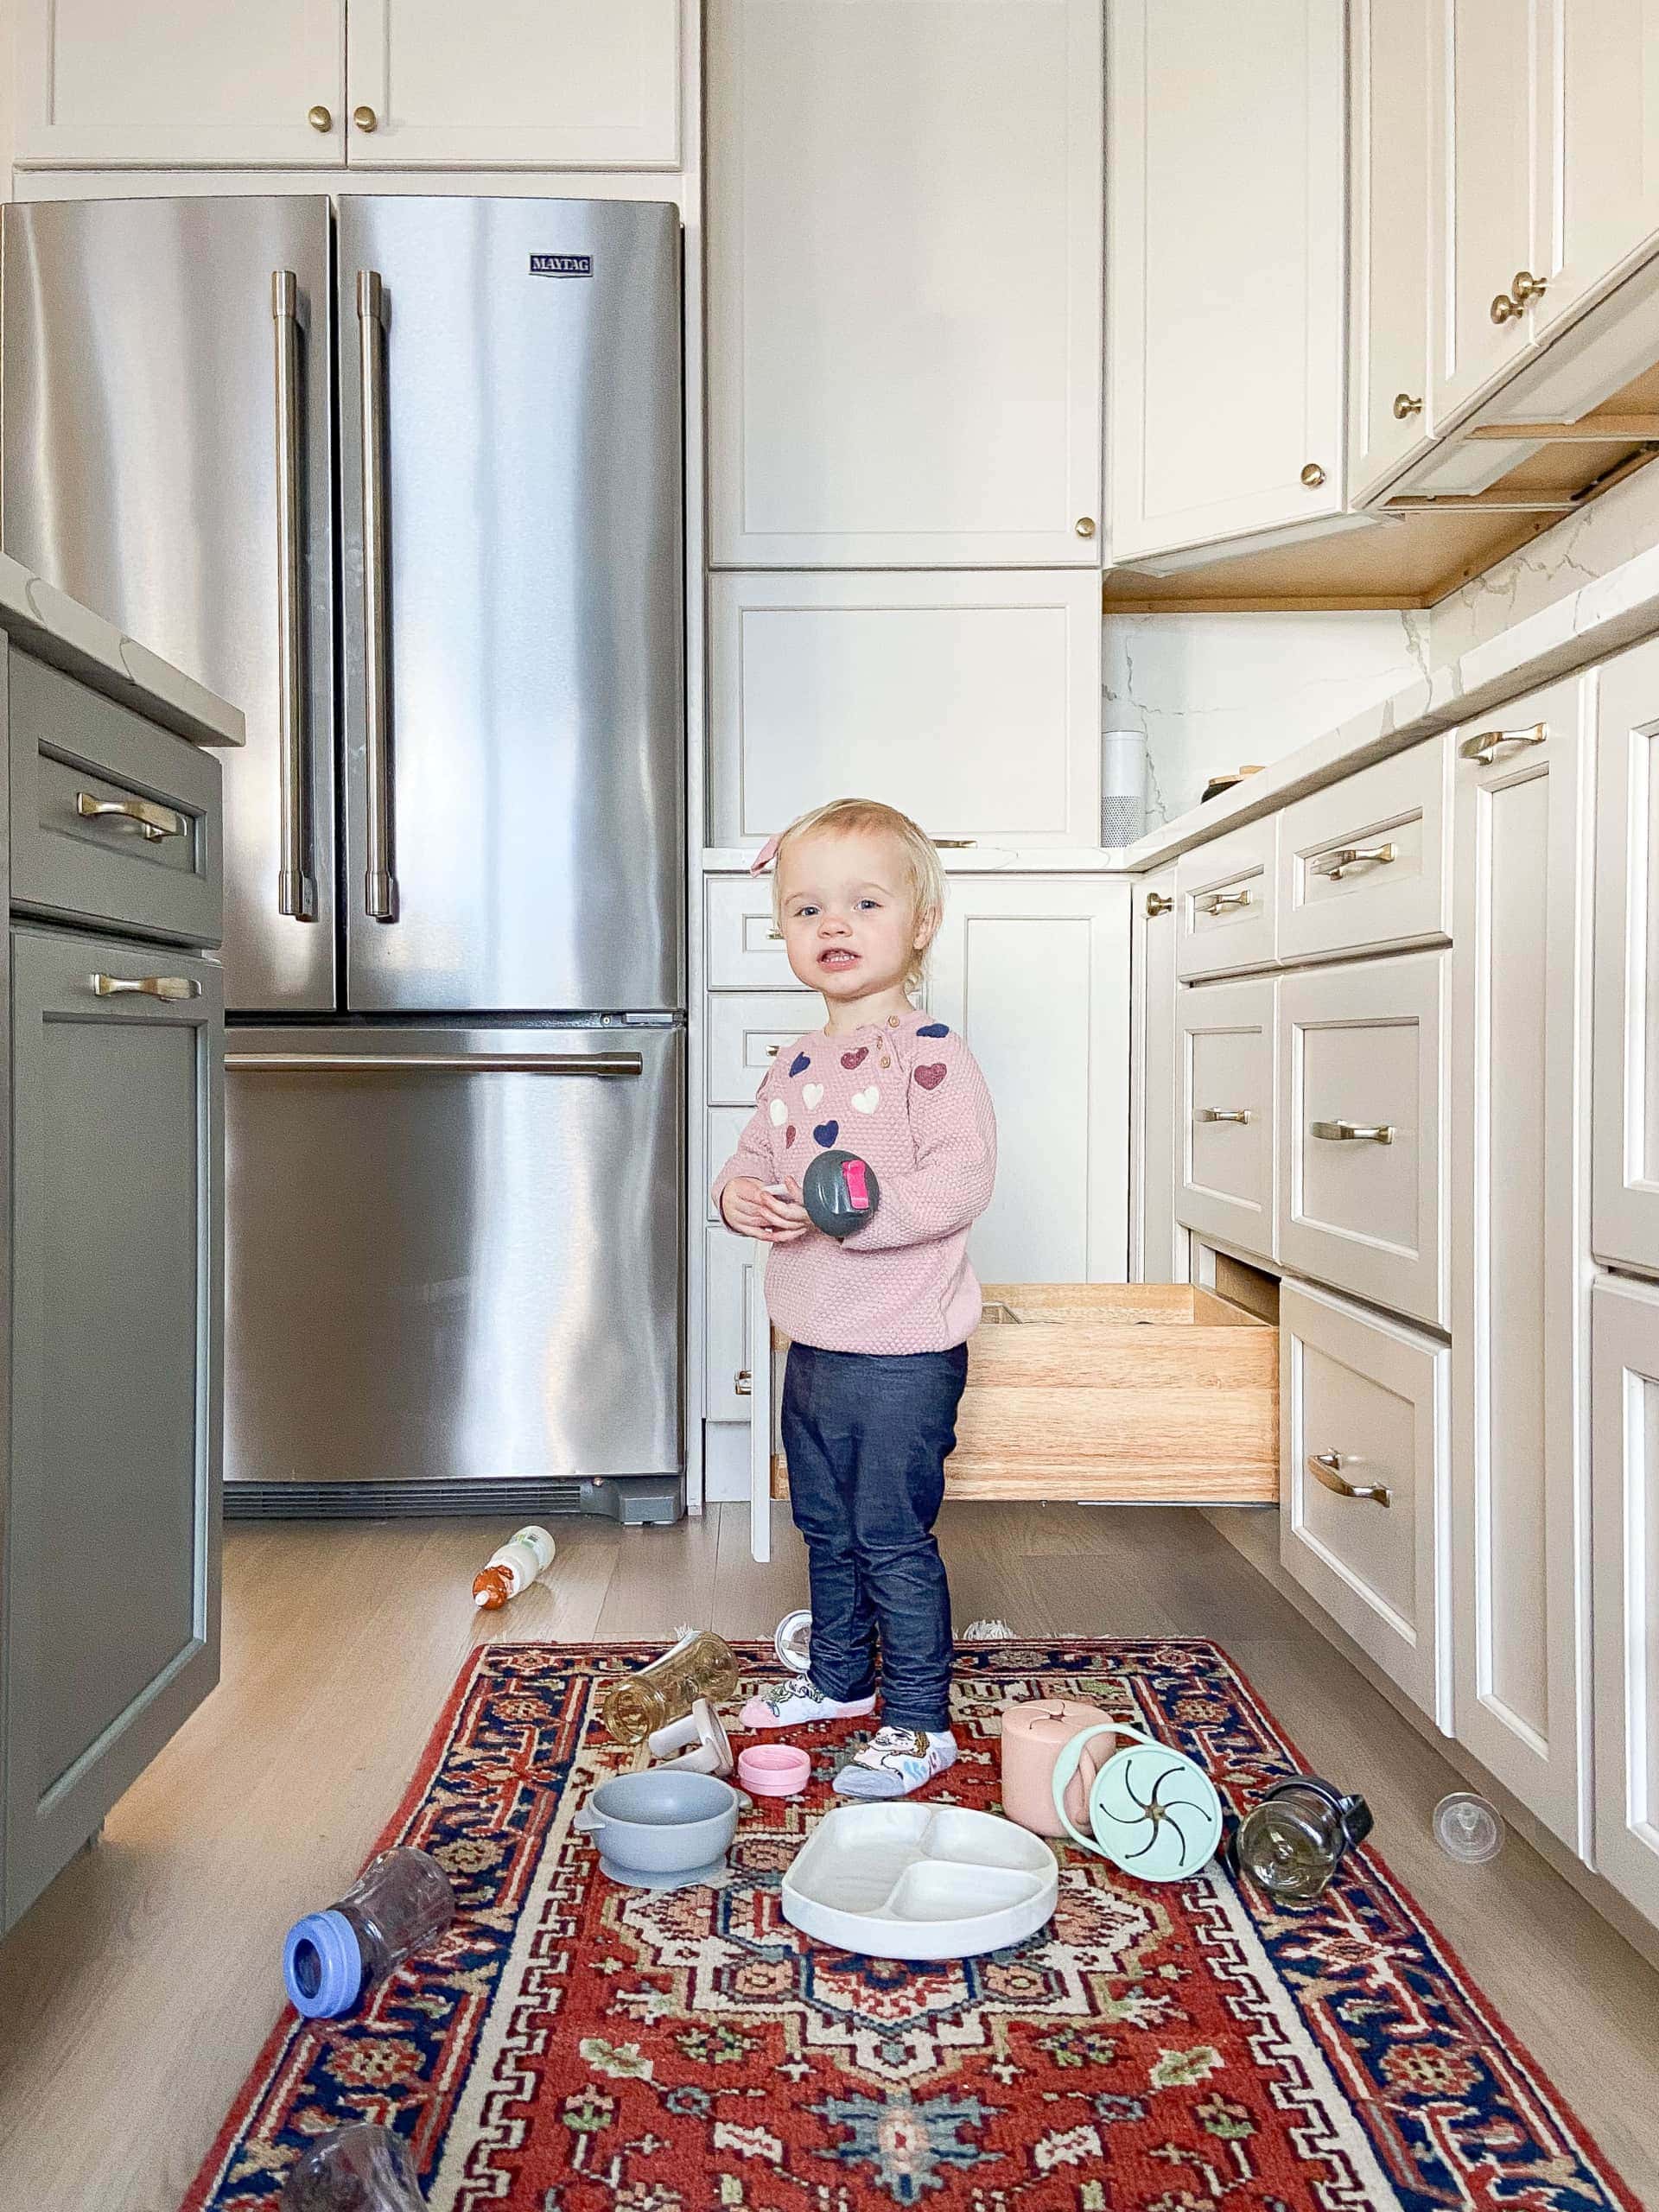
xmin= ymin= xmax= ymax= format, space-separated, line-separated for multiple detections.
xmin=271 ymin=270 xmax=315 ymax=924
xmin=224 ymin=1050 xmax=645 ymax=1077
xmin=356 ymin=268 xmax=397 ymax=924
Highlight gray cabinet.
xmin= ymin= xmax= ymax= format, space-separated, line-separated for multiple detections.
xmin=1 ymin=645 xmax=224 ymax=1932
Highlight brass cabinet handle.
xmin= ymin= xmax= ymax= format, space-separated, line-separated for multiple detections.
xmin=1308 ymin=1448 xmax=1392 ymax=1507
xmin=931 ymin=837 xmax=978 ymax=849
xmin=353 ymin=105 xmax=378 ymax=132
xmin=308 ymin=105 xmax=333 ymax=133
xmin=74 ymin=790 xmax=185 ymax=842
xmin=1311 ymin=1118 xmax=1395 ymax=1145
xmin=1511 ymin=268 xmax=1548 ymax=306
xmin=1199 ymin=888 xmax=1252 ymax=916
xmin=1310 ymin=841 xmax=1396 ymax=880
xmin=1196 ymin=1107 xmax=1252 ymax=1125
xmin=1491 ymin=290 xmax=1523 ymax=326
xmin=1074 ymin=516 xmax=1096 ymax=537
xmin=89 ymin=972 xmax=200 ymax=1002
xmin=765 ymin=925 xmax=784 ymax=942
xmin=735 ymin=1368 xmax=753 ymax=1397
xmin=1300 ymin=462 xmax=1326 ymax=488
xmin=1392 ymin=392 xmax=1423 ymax=419
xmin=1459 ymin=720 xmax=1547 ymax=766
xmin=1145 ymin=890 xmax=1173 ymax=918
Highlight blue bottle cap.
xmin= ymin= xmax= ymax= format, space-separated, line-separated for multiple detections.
xmin=283 ymin=1908 xmax=365 ymax=2018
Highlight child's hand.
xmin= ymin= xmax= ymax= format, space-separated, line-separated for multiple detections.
xmin=721 ymin=1176 xmax=812 ymax=1242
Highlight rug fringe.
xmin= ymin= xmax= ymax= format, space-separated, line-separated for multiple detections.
xmin=960 ymin=1618 xmax=1017 ymax=1641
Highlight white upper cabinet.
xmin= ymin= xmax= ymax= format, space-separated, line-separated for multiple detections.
xmin=1348 ymin=0 xmax=1433 ymax=502
xmin=1536 ymin=0 xmax=1659 ymax=342
xmin=12 ymin=0 xmax=679 ymax=169
xmin=14 ymin=0 xmax=346 ymax=166
xmin=1106 ymin=0 xmax=1345 ymax=561
xmin=706 ymin=0 xmax=1103 ymax=567
xmin=706 ymin=570 xmax=1103 ymax=851
xmin=345 ymin=0 xmax=680 ymax=168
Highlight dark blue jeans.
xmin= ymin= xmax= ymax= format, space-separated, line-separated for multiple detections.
xmin=780 ymin=1340 xmax=968 ymax=1734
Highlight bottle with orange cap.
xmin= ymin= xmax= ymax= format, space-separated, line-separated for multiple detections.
xmin=472 ymin=1525 xmax=556 ymax=1611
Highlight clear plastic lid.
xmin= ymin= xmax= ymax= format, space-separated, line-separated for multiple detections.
xmin=1433 ymin=1791 xmax=1505 ymax=1864
xmin=773 ymin=1609 xmax=813 ymax=1674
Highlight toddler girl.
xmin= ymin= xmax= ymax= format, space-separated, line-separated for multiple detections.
xmin=712 ymin=798 xmax=997 ymax=1797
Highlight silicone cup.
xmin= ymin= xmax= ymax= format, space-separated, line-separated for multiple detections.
xmin=1049 ymin=1722 xmax=1224 ymax=1882
xmin=738 ymin=1742 xmax=812 ymax=1797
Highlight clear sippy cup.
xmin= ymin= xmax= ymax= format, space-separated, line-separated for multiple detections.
xmin=600 ymin=1630 xmax=741 ymax=1746
xmin=1233 ymin=1776 xmax=1373 ymax=1904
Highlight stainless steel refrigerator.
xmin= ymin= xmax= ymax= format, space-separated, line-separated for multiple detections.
xmin=1 ymin=194 xmax=685 ymax=1520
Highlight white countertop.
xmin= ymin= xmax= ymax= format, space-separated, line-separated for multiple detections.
xmin=706 ymin=529 xmax=1659 ymax=881
xmin=0 ymin=550 xmax=245 ymax=749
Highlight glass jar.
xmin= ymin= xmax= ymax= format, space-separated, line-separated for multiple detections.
xmin=601 ymin=1630 xmax=741 ymax=1746
xmin=1234 ymin=1777 xmax=1373 ymax=1905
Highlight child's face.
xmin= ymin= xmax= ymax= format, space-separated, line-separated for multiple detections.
xmin=776 ymin=829 xmax=934 ymax=1007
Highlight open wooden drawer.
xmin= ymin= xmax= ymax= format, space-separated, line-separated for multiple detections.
xmin=746 ymin=1281 xmax=1279 ymax=1558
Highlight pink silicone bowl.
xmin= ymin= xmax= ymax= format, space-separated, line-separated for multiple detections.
xmin=738 ymin=1742 xmax=811 ymax=1797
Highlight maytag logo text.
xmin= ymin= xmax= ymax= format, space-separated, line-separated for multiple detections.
xmin=530 ymin=253 xmax=594 ymax=278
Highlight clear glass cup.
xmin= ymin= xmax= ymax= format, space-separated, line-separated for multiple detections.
xmin=1235 ymin=1784 xmax=1350 ymax=1904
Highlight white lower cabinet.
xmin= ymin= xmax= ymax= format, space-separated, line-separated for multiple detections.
xmin=707 ymin=571 xmax=1103 ymax=853
xmin=1281 ymin=1281 xmax=1452 ymax=1730
xmin=1592 ymin=634 xmax=1659 ymax=1277
xmin=1450 ymin=675 xmax=1593 ymax=1852
xmin=926 ymin=877 xmax=1131 ymax=1286
xmin=1176 ymin=977 xmax=1276 ymax=1260
xmin=1592 ymin=1273 xmax=1659 ymax=1930
xmin=703 ymin=1225 xmax=763 ymax=1424
xmin=1132 ymin=867 xmax=1185 ymax=1284
xmin=1277 ymin=953 xmax=1447 ymax=1328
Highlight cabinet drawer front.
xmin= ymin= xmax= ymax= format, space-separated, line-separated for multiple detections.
xmin=1276 ymin=736 xmax=1452 ymax=962
xmin=703 ymin=1224 xmax=761 ymax=1422
xmin=1174 ymin=821 xmax=1278 ymax=979
xmin=8 ymin=650 xmax=222 ymax=947
xmin=7 ymin=645 xmax=224 ymax=942
xmin=4 ymin=924 xmax=222 ymax=1923
xmin=1278 ymin=952 xmax=1446 ymax=1325
xmin=707 ymin=992 xmax=816 ymax=1106
xmin=706 ymin=1104 xmax=753 ymax=1221
xmin=706 ymin=877 xmax=813 ymax=992
xmin=1281 ymin=1281 xmax=1449 ymax=1727
xmin=1176 ymin=977 xmax=1275 ymax=1259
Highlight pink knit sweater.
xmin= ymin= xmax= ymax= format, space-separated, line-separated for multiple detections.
xmin=711 ymin=1008 xmax=997 ymax=1354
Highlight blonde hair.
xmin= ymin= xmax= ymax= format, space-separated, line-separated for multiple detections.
xmin=769 ymin=798 xmax=946 ymax=990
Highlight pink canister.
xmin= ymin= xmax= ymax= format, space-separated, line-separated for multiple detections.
xmin=1000 ymin=1700 xmax=1118 ymax=1837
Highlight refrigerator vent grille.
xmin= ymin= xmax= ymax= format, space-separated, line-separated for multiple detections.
xmin=225 ymin=1478 xmax=589 ymax=1521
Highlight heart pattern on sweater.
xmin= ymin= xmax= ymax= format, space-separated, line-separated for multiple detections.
xmin=850 ymin=1087 xmax=880 ymax=1113
xmin=813 ymin=1121 xmax=838 ymax=1147
xmin=914 ymin=1063 xmax=947 ymax=1092
xmin=840 ymin=1046 xmax=868 ymax=1071
xmin=789 ymin=1052 xmax=810 ymax=1077
xmin=785 ymin=1126 xmax=797 ymax=1148
xmin=918 ymin=1021 xmax=950 ymax=1039
xmin=769 ymin=1096 xmax=789 ymax=1126
xmin=803 ymin=1083 xmax=825 ymax=1109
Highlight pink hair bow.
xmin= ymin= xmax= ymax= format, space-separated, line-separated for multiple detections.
xmin=749 ymin=832 xmax=782 ymax=876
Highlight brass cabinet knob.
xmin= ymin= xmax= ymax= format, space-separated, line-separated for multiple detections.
xmin=1145 ymin=891 xmax=1173 ymax=918
xmin=1512 ymin=268 xmax=1548 ymax=305
xmin=1074 ymin=516 xmax=1096 ymax=537
xmin=1392 ymin=392 xmax=1423 ymax=419
xmin=1491 ymin=290 xmax=1522 ymax=325
xmin=308 ymin=105 xmax=332 ymax=131
xmin=353 ymin=105 xmax=378 ymax=132
xmin=1300 ymin=461 xmax=1326 ymax=488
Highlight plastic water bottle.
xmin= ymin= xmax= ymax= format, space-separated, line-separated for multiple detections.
xmin=283 ymin=1847 xmax=454 ymax=2019
xmin=281 ymin=2120 xmax=426 ymax=2210
xmin=471 ymin=1523 xmax=556 ymax=1610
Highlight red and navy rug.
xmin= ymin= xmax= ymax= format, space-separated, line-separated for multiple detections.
xmin=181 ymin=1640 xmax=1637 ymax=2211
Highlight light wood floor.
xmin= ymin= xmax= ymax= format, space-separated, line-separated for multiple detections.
xmin=1 ymin=1503 xmax=1655 ymax=2211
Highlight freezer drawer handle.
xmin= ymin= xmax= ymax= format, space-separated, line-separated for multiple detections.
xmin=357 ymin=269 xmax=397 ymax=924
xmin=90 ymin=973 xmax=201 ymax=1003
xmin=1307 ymin=1449 xmax=1392 ymax=1508
xmin=223 ymin=1050 xmax=644 ymax=1076
xmin=1311 ymin=1119 xmax=1395 ymax=1145
xmin=74 ymin=790 xmax=185 ymax=843
xmin=1309 ymin=841 xmax=1396 ymax=880
xmin=272 ymin=270 xmax=315 ymax=923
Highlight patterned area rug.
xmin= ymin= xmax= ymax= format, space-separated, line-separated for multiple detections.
xmin=182 ymin=1641 xmax=1637 ymax=2212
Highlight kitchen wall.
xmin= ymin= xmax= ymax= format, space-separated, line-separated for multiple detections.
xmin=1103 ymin=607 xmax=1431 ymax=826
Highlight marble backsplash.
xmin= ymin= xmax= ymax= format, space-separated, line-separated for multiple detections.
xmin=1109 ymin=456 xmax=1659 ymax=829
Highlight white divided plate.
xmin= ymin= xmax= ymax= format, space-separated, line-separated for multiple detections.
xmin=781 ymin=1802 xmax=1058 ymax=1961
